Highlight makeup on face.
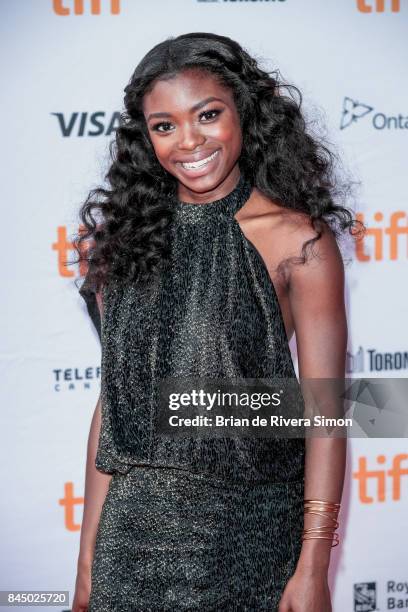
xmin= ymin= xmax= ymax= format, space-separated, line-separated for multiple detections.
xmin=142 ymin=70 xmax=243 ymax=203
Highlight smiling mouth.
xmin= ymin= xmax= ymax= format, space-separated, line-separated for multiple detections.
xmin=177 ymin=149 xmax=220 ymax=171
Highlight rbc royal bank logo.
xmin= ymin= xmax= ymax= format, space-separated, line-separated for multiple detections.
xmin=353 ymin=582 xmax=377 ymax=611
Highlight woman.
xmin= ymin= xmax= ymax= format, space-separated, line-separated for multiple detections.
xmin=72 ymin=32 xmax=361 ymax=612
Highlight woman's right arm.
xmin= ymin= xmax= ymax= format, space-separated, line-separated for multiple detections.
xmin=72 ymin=394 xmax=112 ymax=611
xmin=73 ymin=283 xmax=111 ymax=611
xmin=78 ymin=393 xmax=112 ymax=572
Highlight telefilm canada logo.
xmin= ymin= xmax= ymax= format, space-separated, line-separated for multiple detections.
xmin=354 ymin=582 xmax=377 ymax=612
xmin=340 ymin=97 xmax=408 ymax=130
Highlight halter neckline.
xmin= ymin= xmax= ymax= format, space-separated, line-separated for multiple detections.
xmin=172 ymin=174 xmax=253 ymax=223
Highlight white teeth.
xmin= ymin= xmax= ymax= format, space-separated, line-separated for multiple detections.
xmin=180 ymin=150 xmax=219 ymax=170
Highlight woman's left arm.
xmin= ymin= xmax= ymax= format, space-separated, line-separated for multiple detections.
xmin=278 ymin=222 xmax=348 ymax=612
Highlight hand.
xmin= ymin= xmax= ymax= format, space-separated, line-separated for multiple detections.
xmin=72 ymin=566 xmax=92 ymax=612
xmin=278 ymin=566 xmax=332 ymax=612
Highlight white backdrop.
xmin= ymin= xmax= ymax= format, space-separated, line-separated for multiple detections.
xmin=1 ymin=1 xmax=407 ymax=611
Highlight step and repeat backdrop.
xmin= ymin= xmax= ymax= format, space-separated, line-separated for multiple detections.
xmin=1 ymin=1 xmax=407 ymax=611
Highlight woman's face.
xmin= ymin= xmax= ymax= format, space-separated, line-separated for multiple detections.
xmin=142 ymin=69 xmax=243 ymax=203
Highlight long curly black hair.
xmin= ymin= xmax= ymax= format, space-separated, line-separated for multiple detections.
xmin=71 ymin=31 xmax=363 ymax=293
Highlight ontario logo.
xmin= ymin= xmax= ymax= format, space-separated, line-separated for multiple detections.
xmin=340 ymin=97 xmax=408 ymax=130
xmin=353 ymin=582 xmax=377 ymax=611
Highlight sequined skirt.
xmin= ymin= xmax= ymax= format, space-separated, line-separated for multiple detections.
xmin=88 ymin=466 xmax=304 ymax=612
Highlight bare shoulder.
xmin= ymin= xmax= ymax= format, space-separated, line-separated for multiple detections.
xmin=236 ymin=187 xmax=342 ymax=268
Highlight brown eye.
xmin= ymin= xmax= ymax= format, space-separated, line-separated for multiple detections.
xmin=151 ymin=121 xmax=174 ymax=133
xmin=150 ymin=108 xmax=222 ymax=133
xmin=199 ymin=109 xmax=222 ymax=121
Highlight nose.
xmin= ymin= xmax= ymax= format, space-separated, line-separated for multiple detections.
xmin=177 ymin=122 xmax=205 ymax=150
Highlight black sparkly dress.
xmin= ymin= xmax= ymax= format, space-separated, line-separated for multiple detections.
xmin=79 ymin=174 xmax=305 ymax=612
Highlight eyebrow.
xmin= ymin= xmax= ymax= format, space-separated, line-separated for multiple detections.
xmin=146 ymin=96 xmax=225 ymax=122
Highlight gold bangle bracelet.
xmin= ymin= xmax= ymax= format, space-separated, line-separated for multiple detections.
xmin=302 ymin=499 xmax=341 ymax=547
xmin=304 ymin=499 xmax=340 ymax=509
xmin=302 ymin=529 xmax=340 ymax=548
xmin=302 ymin=533 xmax=340 ymax=548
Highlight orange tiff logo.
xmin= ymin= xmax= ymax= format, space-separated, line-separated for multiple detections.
xmin=357 ymin=0 xmax=400 ymax=11
xmin=53 ymin=0 xmax=120 ymax=15
xmin=59 ymin=482 xmax=84 ymax=531
xmin=355 ymin=211 xmax=408 ymax=261
xmin=353 ymin=453 xmax=408 ymax=503
xmin=52 ymin=225 xmax=89 ymax=278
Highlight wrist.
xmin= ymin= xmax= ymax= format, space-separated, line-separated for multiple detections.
xmin=77 ymin=553 xmax=93 ymax=574
xmin=296 ymin=540 xmax=332 ymax=573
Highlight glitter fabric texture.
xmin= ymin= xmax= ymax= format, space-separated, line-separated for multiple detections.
xmin=79 ymin=174 xmax=305 ymax=611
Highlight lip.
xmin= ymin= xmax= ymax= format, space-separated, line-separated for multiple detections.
xmin=175 ymin=148 xmax=220 ymax=164
xmin=176 ymin=149 xmax=221 ymax=178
